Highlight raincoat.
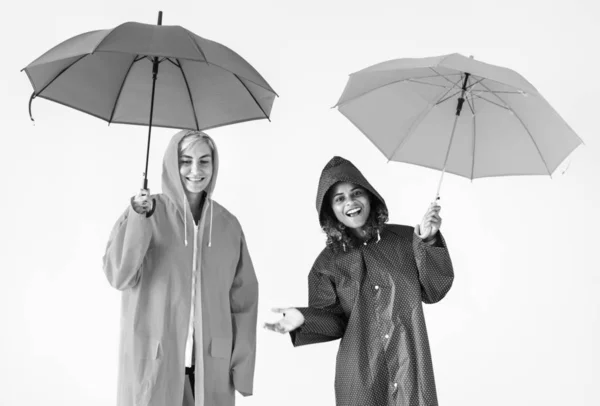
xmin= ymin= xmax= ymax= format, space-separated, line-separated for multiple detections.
xmin=102 ymin=130 xmax=258 ymax=406
xmin=290 ymin=157 xmax=454 ymax=406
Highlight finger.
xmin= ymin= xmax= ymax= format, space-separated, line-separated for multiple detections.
xmin=425 ymin=207 xmax=440 ymax=218
xmin=263 ymin=323 xmax=279 ymax=332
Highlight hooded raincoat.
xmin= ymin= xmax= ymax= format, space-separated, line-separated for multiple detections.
xmin=290 ymin=157 xmax=454 ymax=406
xmin=102 ymin=130 xmax=258 ymax=406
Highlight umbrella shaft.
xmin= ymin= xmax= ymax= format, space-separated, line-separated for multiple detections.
xmin=142 ymin=10 xmax=163 ymax=189
xmin=435 ymin=72 xmax=470 ymax=200
xmin=435 ymin=112 xmax=461 ymax=200
xmin=143 ymin=59 xmax=159 ymax=190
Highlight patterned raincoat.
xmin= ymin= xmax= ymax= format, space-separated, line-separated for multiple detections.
xmin=291 ymin=156 xmax=454 ymax=406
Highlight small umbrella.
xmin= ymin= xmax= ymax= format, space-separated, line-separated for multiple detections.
xmin=23 ymin=11 xmax=277 ymax=189
xmin=334 ymin=53 xmax=583 ymax=200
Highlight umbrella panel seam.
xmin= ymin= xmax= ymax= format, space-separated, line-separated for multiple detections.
xmin=109 ymin=55 xmax=139 ymax=124
xmin=477 ymin=81 xmax=553 ymax=176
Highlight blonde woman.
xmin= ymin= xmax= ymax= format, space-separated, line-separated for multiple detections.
xmin=103 ymin=130 xmax=258 ymax=406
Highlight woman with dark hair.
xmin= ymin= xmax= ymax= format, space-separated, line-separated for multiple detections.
xmin=264 ymin=156 xmax=454 ymax=406
xmin=103 ymin=130 xmax=258 ymax=406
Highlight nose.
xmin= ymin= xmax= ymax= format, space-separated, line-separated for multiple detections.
xmin=190 ymin=162 xmax=202 ymax=174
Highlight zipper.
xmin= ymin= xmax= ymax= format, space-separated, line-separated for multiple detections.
xmin=184 ymin=199 xmax=209 ymax=370
xmin=191 ymin=200 xmax=208 ymax=403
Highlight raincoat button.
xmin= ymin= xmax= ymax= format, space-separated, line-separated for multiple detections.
xmin=393 ymin=382 xmax=398 ymax=389
xmin=384 ymin=334 xmax=389 ymax=339
xmin=374 ymin=285 xmax=379 ymax=290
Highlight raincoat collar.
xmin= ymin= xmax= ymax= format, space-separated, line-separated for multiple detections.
xmin=162 ymin=130 xmax=219 ymax=246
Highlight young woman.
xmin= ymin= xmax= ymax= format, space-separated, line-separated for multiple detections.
xmin=103 ymin=130 xmax=258 ymax=406
xmin=264 ymin=156 xmax=454 ymax=406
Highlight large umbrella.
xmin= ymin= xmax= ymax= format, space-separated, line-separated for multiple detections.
xmin=23 ymin=11 xmax=277 ymax=189
xmin=334 ymin=53 xmax=583 ymax=200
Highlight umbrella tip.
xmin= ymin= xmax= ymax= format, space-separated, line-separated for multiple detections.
xmin=157 ymin=11 xmax=163 ymax=25
xmin=469 ymin=55 xmax=474 ymax=59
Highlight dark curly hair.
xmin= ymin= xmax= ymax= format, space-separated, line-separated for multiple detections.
xmin=320 ymin=187 xmax=389 ymax=252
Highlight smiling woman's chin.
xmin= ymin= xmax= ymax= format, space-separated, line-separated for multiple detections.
xmin=184 ymin=181 xmax=207 ymax=193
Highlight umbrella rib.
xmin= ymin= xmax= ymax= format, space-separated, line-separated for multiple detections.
xmin=471 ymin=93 xmax=510 ymax=110
xmin=429 ymin=68 xmax=461 ymax=89
xmin=478 ymin=81 xmax=553 ymax=176
xmin=469 ymin=94 xmax=477 ymax=180
xmin=435 ymin=77 xmax=467 ymax=106
xmin=181 ymin=35 xmax=278 ymax=96
xmin=465 ymin=93 xmax=476 ymax=115
xmin=108 ymin=55 xmax=139 ymax=124
xmin=387 ymin=83 xmax=459 ymax=161
xmin=33 ymin=54 xmax=87 ymax=97
xmin=89 ymin=49 xmax=277 ymax=96
xmin=31 ymin=88 xmax=268 ymax=131
xmin=470 ymin=89 xmax=522 ymax=94
xmin=175 ymin=59 xmax=200 ymax=130
xmin=233 ymin=74 xmax=270 ymax=121
xmin=335 ymin=72 xmax=461 ymax=108
xmin=436 ymin=90 xmax=462 ymax=106
xmin=465 ymin=77 xmax=484 ymax=91
xmin=406 ymin=79 xmax=453 ymax=89
xmin=184 ymin=31 xmax=210 ymax=64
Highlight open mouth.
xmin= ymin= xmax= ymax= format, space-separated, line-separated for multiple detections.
xmin=187 ymin=177 xmax=205 ymax=183
xmin=345 ymin=207 xmax=362 ymax=217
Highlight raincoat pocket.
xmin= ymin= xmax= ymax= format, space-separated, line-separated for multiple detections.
xmin=133 ymin=336 xmax=162 ymax=405
xmin=210 ymin=337 xmax=232 ymax=359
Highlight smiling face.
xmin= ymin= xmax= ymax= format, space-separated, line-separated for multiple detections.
xmin=330 ymin=182 xmax=371 ymax=231
xmin=178 ymin=140 xmax=213 ymax=195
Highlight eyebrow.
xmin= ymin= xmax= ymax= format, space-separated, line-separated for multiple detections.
xmin=332 ymin=186 xmax=362 ymax=197
xmin=180 ymin=154 xmax=212 ymax=159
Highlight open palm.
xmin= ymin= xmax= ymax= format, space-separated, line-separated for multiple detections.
xmin=263 ymin=307 xmax=304 ymax=334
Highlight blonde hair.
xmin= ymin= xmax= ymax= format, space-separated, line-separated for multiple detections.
xmin=178 ymin=131 xmax=215 ymax=157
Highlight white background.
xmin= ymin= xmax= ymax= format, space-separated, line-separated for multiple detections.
xmin=1 ymin=0 xmax=599 ymax=405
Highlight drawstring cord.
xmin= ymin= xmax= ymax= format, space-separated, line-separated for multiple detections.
xmin=184 ymin=190 xmax=188 ymax=246
xmin=208 ymin=199 xmax=213 ymax=247
xmin=183 ymin=190 xmax=213 ymax=248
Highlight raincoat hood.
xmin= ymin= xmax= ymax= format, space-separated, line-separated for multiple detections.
xmin=162 ymin=129 xmax=219 ymax=246
xmin=316 ymin=156 xmax=387 ymax=227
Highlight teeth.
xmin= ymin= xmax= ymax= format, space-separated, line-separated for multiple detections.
xmin=346 ymin=208 xmax=361 ymax=216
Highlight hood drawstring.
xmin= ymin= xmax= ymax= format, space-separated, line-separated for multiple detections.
xmin=183 ymin=191 xmax=213 ymax=248
xmin=208 ymin=199 xmax=213 ymax=247
xmin=183 ymin=190 xmax=188 ymax=246
xmin=377 ymin=229 xmax=381 ymax=243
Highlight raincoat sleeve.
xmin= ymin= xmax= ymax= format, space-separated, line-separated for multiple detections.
xmin=290 ymin=258 xmax=348 ymax=347
xmin=413 ymin=230 xmax=454 ymax=304
xmin=229 ymin=229 xmax=259 ymax=397
xmin=102 ymin=203 xmax=152 ymax=291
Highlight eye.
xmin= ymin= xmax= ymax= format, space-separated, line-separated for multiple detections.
xmin=180 ymin=160 xmax=191 ymax=165
xmin=200 ymin=160 xmax=211 ymax=165
xmin=353 ymin=189 xmax=364 ymax=197
xmin=334 ymin=196 xmax=344 ymax=203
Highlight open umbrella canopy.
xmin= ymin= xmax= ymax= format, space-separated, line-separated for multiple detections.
xmin=335 ymin=53 xmax=582 ymax=181
xmin=23 ymin=19 xmax=277 ymax=131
